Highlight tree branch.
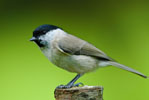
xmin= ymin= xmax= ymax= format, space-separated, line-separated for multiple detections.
xmin=54 ymin=86 xmax=103 ymax=100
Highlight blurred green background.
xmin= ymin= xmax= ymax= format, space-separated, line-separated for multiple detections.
xmin=0 ymin=0 xmax=149 ymax=100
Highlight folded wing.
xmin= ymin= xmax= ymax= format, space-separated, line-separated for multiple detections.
xmin=58 ymin=34 xmax=113 ymax=61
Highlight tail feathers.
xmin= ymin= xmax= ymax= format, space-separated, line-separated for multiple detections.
xmin=108 ymin=61 xmax=147 ymax=78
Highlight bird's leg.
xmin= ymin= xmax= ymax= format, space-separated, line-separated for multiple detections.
xmin=56 ymin=74 xmax=84 ymax=89
xmin=67 ymin=74 xmax=83 ymax=87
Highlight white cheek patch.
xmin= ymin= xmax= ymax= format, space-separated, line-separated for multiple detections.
xmin=39 ymin=29 xmax=67 ymax=48
xmin=40 ymin=29 xmax=64 ymax=42
xmin=38 ymin=31 xmax=55 ymax=46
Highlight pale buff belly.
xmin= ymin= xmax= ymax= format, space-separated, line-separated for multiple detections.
xmin=42 ymin=48 xmax=99 ymax=73
xmin=50 ymin=53 xmax=99 ymax=73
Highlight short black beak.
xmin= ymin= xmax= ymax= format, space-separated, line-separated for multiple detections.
xmin=30 ymin=37 xmax=37 ymax=41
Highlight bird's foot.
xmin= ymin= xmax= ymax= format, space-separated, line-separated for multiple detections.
xmin=56 ymin=82 xmax=84 ymax=89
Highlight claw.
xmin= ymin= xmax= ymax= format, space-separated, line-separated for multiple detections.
xmin=56 ymin=82 xmax=84 ymax=89
xmin=73 ymin=82 xmax=84 ymax=87
xmin=56 ymin=85 xmax=72 ymax=89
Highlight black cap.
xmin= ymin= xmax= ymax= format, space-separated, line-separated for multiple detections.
xmin=33 ymin=24 xmax=60 ymax=37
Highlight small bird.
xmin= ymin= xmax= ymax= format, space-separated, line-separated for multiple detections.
xmin=30 ymin=24 xmax=147 ymax=88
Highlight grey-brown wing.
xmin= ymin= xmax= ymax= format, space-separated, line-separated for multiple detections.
xmin=58 ymin=34 xmax=113 ymax=61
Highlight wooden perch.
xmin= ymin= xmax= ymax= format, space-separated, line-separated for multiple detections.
xmin=54 ymin=86 xmax=103 ymax=100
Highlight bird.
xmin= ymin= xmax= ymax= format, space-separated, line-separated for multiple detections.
xmin=30 ymin=24 xmax=147 ymax=88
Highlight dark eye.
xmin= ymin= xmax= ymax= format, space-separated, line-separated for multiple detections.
xmin=43 ymin=31 xmax=47 ymax=34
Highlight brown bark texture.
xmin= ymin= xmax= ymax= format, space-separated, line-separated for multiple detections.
xmin=54 ymin=86 xmax=103 ymax=100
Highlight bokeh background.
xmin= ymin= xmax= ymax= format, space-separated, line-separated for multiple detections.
xmin=0 ymin=0 xmax=149 ymax=100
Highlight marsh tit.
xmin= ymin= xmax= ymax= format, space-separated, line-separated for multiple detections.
xmin=30 ymin=24 xmax=147 ymax=88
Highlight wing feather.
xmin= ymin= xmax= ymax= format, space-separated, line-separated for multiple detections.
xmin=58 ymin=34 xmax=113 ymax=61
